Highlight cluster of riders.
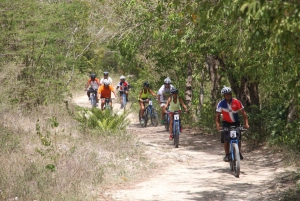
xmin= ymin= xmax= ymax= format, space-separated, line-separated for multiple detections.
xmin=85 ymin=72 xmax=250 ymax=161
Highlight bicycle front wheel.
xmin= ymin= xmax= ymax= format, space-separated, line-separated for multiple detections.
xmin=232 ymin=143 xmax=240 ymax=177
xmin=122 ymin=94 xmax=127 ymax=110
xmin=174 ymin=122 xmax=179 ymax=148
xmin=91 ymin=95 xmax=97 ymax=108
xmin=151 ymin=108 xmax=159 ymax=127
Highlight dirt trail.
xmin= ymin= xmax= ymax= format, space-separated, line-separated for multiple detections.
xmin=73 ymin=93 xmax=297 ymax=201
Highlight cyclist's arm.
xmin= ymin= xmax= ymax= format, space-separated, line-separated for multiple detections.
xmin=97 ymin=88 xmax=101 ymax=100
xmin=165 ymin=97 xmax=171 ymax=109
xmin=240 ymin=109 xmax=249 ymax=129
xmin=215 ymin=112 xmax=222 ymax=130
xmin=138 ymin=90 xmax=143 ymax=101
xmin=149 ymin=89 xmax=156 ymax=97
xmin=179 ymin=98 xmax=188 ymax=111
xmin=85 ymin=80 xmax=90 ymax=89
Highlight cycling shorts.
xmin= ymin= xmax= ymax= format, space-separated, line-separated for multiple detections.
xmin=221 ymin=121 xmax=241 ymax=143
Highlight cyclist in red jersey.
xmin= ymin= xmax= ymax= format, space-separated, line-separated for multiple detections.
xmin=215 ymin=86 xmax=249 ymax=162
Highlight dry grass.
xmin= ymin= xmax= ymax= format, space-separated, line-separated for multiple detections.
xmin=0 ymin=95 xmax=150 ymax=200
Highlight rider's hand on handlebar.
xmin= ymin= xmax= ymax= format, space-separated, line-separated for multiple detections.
xmin=243 ymin=124 xmax=249 ymax=129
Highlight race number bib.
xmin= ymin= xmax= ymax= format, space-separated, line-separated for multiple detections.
xmin=174 ymin=114 xmax=179 ymax=120
xmin=230 ymin=130 xmax=237 ymax=138
xmin=149 ymin=100 xmax=152 ymax=105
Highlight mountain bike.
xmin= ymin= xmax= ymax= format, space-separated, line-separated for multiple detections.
xmin=87 ymin=88 xmax=98 ymax=108
xmin=219 ymin=126 xmax=247 ymax=178
xmin=139 ymin=98 xmax=159 ymax=127
xmin=170 ymin=111 xmax=186 ymax=148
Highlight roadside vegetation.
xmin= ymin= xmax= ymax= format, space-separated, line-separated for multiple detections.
xmin=1 ymin=0 xmax=300 ymax=200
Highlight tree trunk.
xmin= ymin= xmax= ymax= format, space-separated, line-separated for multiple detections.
xmin=185 ymin=61 xmax=193 ymax=109
xmin=206 ymin=55 xmax=222 ymax=107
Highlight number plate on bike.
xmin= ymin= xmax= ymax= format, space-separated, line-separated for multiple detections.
xmin=149 ymin=100 xmax=152 ymax=105
xmin=230 ymin=130 xmax=237 ymax=138
xmin=174 ymin=114 xmax=179 ymax=120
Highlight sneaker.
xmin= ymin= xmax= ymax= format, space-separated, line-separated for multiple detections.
xmin=161 ymin=120 xmax=165 ymax=125
xmin=223 ymin=154 xmax=232 ymax=162
xmin=240 ymin=153 xmax=244 ymax=160
xmin=140 ymin=118 xmax=145 ymax=125
xmin=169 ymin=134 xmax=173 ymax=140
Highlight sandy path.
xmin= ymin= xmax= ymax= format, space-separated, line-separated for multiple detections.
xmin=73 ymin=92 xmax=297 ymax=201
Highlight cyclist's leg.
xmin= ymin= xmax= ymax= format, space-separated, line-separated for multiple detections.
xmin=160 ymin=102 xmax=166 ymax=124
xmin=87 ymin=88 xmax=91 ymax=99
xmin=119 ymin=91 xmax=123 ymax=104
xmin=125 ymin=90 xmax=129 ymax=101
xmin=169 ymin=112 xmax=174 ymax=139
xmin=139 ymin=100 xmax=144 ymax=119
xmin=109 ymin=99 xmax=113 ymax=109
xmin=100 ymin=98 xmax=105 ymax=110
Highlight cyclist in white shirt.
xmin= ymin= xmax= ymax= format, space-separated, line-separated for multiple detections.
xmin=100 ymin=71 xmax=113 ymax=86
xmin=157 ymin=77 xmax=175 ymax=124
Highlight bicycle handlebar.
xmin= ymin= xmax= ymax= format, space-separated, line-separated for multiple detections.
xmin=218 ymin=126 xmax=247 ymax=132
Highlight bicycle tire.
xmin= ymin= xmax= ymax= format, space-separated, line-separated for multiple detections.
xmin=150 ymin=108 xmax=159 ymax=127
xmin=174 ymin=122 xmax=179 ymax=148
xmin=122 ymin=94 xmax=127 ymax=110
xmin=229 ymin=143 xmax=234 ymax=171
xmin=91 ymin=94 xmax=97 ymax=108
xmin=164 ymin=113 xmax=169 ymax=131
xmin=232 ymin=143 xmax=240 ymax=177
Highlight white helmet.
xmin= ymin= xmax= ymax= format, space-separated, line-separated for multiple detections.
xmin=103 ymin=79 xmax=111 ymax=86
xmin=221 ymin=86 xmax=232 ymax=94
xmin=120 ymin=75 xmax=125 ymax=79
xmin=164 ymin=77 xmax=171 ymax=84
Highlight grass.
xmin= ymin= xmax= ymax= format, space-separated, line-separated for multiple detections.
xmin=0 ymin=96 xmax=150 ymax=200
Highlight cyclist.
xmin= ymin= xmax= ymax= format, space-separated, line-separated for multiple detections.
xmin=165 ymin=88 xmax=188 ymax=140
xmin=116 ymin=75 xmax=130 ymax=108
xmin=100 ymin=71 xmax=113 ymax=86
xmin=157 ymin=77 xmax=175 ymax=124
xmin=138 ymin=81 xmax=157 ymax=123
xmin=84 ymin=73 xmax=101 ymax=101
xmin=215 ymin=86 xmax=249 ymax=162
xmin=97 ymin=79 xmax=117 ymax=110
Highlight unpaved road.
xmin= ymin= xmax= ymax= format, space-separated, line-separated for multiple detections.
xmin=74 ymin=93 xmax=298 ymax=201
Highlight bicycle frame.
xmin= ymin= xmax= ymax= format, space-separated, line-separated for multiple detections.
xmin=164 ymin=107 xmax=170 ymax=131
xmin=102 ymin=98 xmax=111 ymax=110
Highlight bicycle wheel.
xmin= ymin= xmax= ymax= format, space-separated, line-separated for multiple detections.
xmin=173 ymin=122 xmax=179 ymax=148
xmin=150 ymin=108 xmax=159 ymax=127
xmin=232 ymin=143 xmax=240 ymax=177
xmin=164 ymin=113 xmax=169 ymax=131
xmin=122 ymin=94 xmax=127 ymax=110
xmin=91 ymin=94 xmax=97 ymax=108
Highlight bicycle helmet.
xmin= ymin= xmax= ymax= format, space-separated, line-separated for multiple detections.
xmin=171 ymin=88 xmax=178 ymax=94
xmin=120 ymin=75 xmax=125 ymax=80
xmin=221 ymin=86 xmax=232 ymax=94
xmin=164 ymin=77 xmax=171 ymax=84
xmin=103 ymin=79 xmax=110 ymax=86
xmin=143 ymin=81 xmax=150 ymax=88
xmin=103 ymin=71 xmax=109 ymax=76
xmin=90 ymin=73 xmax=96 ymax=78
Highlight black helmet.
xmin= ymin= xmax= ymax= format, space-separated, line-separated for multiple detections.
xmin=103 ymin=71 xmax=109 ymax=76
xmin=90 ymin=73 xmax=96 ymax=79
xmin=171 ymin=88 xmax=178 ymax=94
xmin=143 ymin=81 xmax=150 ymax=88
